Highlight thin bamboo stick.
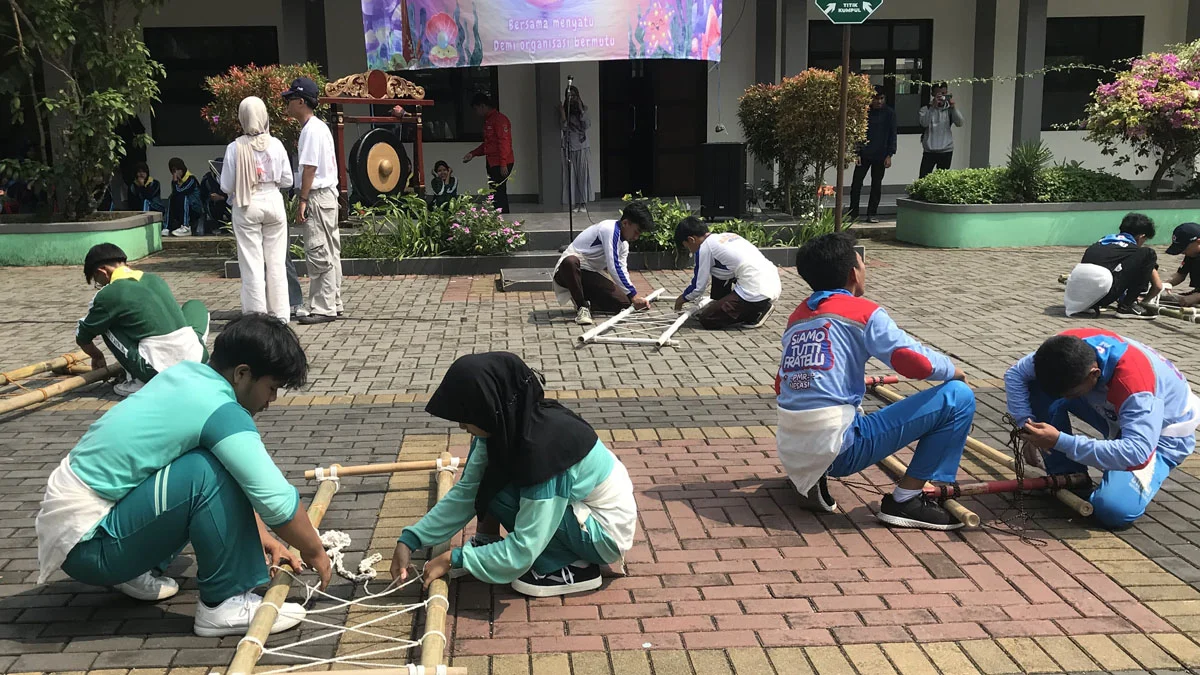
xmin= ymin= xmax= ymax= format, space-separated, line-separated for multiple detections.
xmin=591 ymin=336 xmax=678 ymax=346
xmin=227 ymin=479 xmax=340 ymax=675
xmin=656 ymin=297 xmax=712 ymax=348
xmin=871 ymin=384 xmax=1095 ymax=518
xmin=0 ymin=363 xmax=123 ymax=415
xmin=303 ymin=459 xmax=457 ymax=481
xmin=577 ymin=288 xmax=666 ymax=344
xmin=877 ymin=455 xmax=980 ymax=527
xmin=1157 ymin=306 xmax=1198 ymax=323
xmin=421 ymin=450 xmax=456 ymax=669
xmin=924 ymin=473 xmax=1091 ymax=498
xmin=319 ymin=669 xmax=468 ymax=675
xmin=0 ymin=350 xmax=89 ymax=384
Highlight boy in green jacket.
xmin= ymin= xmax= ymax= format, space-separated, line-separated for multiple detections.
xmin=78 ymin=243 xmax=210 ymax=396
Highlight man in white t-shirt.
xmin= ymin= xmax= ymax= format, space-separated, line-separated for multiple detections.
xmin=283 ymin=77 xmax=343 ymax=325
xmin=673 ymin=217 xmax=782 ymax=329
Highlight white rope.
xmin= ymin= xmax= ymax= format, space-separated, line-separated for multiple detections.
xmin=436 ymin=456 xmax=460 ymax=473
xmin=320 ymin=530 xmax=382 ymax=584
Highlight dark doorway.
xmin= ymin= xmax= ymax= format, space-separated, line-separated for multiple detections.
xmin=599 ymin=59 xmax=707 ymax=198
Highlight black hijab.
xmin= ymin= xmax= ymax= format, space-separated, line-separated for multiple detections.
xmin=425 ymin=352 xmax=598 ymax=518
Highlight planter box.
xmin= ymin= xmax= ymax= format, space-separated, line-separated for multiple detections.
xmin=896 ymin=198 xmax=1199 ymax=248
xmin=224 ymin=245 xmax=808 ymax=278
xmin=0 ymin=212 xmax=162 ymax=266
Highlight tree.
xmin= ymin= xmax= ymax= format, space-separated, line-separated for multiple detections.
xmin=202 ymin=63 xmax=326 ymax=149
xmin=738 ymin=68 xmax=873 ymax=216
xmin=0 ymin=0 xmax=165 ymax=220
xmin=1083 ymin=40 xmax=1200 ymax=197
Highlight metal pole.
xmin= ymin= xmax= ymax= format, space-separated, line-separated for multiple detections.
xmin=834 ymin=24 xmax=851 ymax=232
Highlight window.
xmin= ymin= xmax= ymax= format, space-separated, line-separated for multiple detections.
xmin=1042 ymin=16 xmax=1144 ymax=130
xmin=375 ymin=67 xmax=499 ymax=143
xmin=144 ymin=27 xmax=279 ymax=146
xmin=809 ymin=20 xmax=933 ymax=133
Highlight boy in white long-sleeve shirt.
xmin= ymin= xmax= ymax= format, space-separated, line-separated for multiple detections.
xmin=552 ymin=202 xmax=655 ymax=325
xmin=673 ymin=216 xmax=782 ymax=329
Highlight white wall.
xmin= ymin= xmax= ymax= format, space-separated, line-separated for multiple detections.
xmin=988 ymin=0 xmax=1189 ymax=178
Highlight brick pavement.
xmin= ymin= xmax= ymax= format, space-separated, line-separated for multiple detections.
xmin=6 ymin=242 xmax=1200 ymax=672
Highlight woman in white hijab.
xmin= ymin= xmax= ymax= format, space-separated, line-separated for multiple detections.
xmin=220 ymin=96 xmax=293 ymax=321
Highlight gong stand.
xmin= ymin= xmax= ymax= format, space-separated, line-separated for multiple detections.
xmin=318 ymin=70 xmax=435 ymax=211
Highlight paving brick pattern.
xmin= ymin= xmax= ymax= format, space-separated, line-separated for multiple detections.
xmin=7 ymin=242 xmax=1200 ymax=672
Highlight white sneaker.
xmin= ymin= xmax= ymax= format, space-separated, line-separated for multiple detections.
xmin=161 ymin=228 xmax=170 ymax=236
xmin=114 ymin=572 xmax=179 ymax=601
xmin=171 ymin=228 xmax=192 ymax=237
xmin=575 ymin=307 xmax=594 ymax=325
xmin=193 ymin=591 xmax=306 ymax=637
xmin=113 ymin=378 xmax=146 ymax=397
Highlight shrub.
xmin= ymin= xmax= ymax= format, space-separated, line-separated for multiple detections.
xmin=908 ymin=168 xmax=1010 ymax=204
xmin=620 ymin=193 xmax=696 ymax=252
xmin=340 ymin=190 xmax=524 ymax=259
xmin=1083 ymin=41 xmax=1200 ymax=197
xmin=202 ymin=63 xmax=326 ymax=148
xmin=1006 ymin=140 xmax=1054 ymax=203
xmin=1035 ymin=166 xmax=1143 ymax=203
xmin=445 ymin=194 xmax=527 ymax=256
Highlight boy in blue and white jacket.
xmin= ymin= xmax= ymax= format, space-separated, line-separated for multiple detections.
xmin=1006 ymin=329 xmax=1199 ymax=528
xmin=776 ymin=232 xmax=974 ymax=530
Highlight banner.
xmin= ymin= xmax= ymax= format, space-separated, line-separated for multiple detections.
xmin=361 ymin=0 xmax=723 ymax=70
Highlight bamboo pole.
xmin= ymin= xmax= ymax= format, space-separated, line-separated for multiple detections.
xmin=577 ymin=288 xmax=666 ymax=344
xmin=877 ymin=455 xmax=980 ymax=527
xmin=304 ymin=458 xmax=459 ymax=481
xmin=656 ymin=297 xmax=711 ymax=348
xmin=420 ymin=450 xmax=456 ymax=670
xmin=227 ymin=479 xmax=340 ymax=675
xmin=1156 ymin=306 xmax=1198 ymax=323
xmin=0 ymin=350 xmax=89 ymax=384
xmin=924 ymin=473 xmax=1091 ymax=498
xmin=0 ymin=363 xmax=123 ymax=415
xmin=870 ymin=384 xmax=1095 ymax=518
xmin=319 ymin=670 xmax=468 ymax=675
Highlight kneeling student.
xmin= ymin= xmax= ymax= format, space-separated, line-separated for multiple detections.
xmin=673 ymin=216 xmax=782 ymax=329
xmin=552 ymin=202 xmax=654 ymax=326
xmin=391 ymin=352 xmax=636 ymax=597
xmin=37 ymin=314 xmax=330 ymax=637
xmin=1064 ymin=213 xmax=1161 ymax=319
xmin=1164 ymin=221 xmax=1200 ymax=307
xmin=78 ymin=244 xmax=210 ymax=396
xmin=1005 ymin=329 xmax=1198 ymax=528
xmin=776 ymin=232 xmax=974 ymax=530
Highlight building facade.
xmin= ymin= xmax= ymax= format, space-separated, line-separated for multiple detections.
xmin=136 ymin=0 xmax=1200 ymax=205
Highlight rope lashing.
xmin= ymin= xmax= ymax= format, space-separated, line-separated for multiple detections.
xmin=436 ymin=456 xmax=460 ymax=473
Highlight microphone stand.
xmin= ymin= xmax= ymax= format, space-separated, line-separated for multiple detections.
xmin=562 ymin=89 xmax=575 ymax=242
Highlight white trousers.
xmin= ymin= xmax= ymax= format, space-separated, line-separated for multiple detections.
xmin=233 ymin=190 xmax=289 ymax=321
xmin=304 ymin=186 xmax=343 ymax=316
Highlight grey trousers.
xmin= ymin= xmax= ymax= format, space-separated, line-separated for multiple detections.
xmin=304 ymin=187 xmax=343 ymax=317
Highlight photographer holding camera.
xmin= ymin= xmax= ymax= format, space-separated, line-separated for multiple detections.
xmin=917 ymin=83 xmax=963 ymax=178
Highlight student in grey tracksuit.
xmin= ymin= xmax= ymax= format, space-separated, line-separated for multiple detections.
xmin=918 ymin=83 xmax=964 ymax=178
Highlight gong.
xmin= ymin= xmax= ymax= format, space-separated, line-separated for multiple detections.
xmin=350 ymin=128 xmax=412 ymax=205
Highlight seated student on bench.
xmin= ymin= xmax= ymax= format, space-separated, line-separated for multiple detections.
xmin=391 ymin=352 xmax=636 ymax=598
xmin=37 ymin=314 xmax=330 ymax=637
xmin=1064 ymin=213 xmax=1162 ymax=319
xmin=673 ymin=216 xmax=782 ymax=329
xmin=1163 ymin=222 xmax=1200 ymax=307
xmin=1004 ymin=329 xmax=1199 ymax=528
xmin=777 ymin=232 xmax=973 ymax=530
xmin=78 ymin=243 xmax=210 ymax=397
xmin=552 ymin=202 xmax=655 ymax=326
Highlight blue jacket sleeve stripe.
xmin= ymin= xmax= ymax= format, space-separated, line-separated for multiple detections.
xmin=611 ymin=225 xmax=636 ymax=296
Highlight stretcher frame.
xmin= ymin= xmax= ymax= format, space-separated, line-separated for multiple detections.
xmin=576 ymin=289 xmax=712 ymax=348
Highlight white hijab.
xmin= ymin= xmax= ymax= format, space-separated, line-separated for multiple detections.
xmin=234 ymin=96 xmax=272 ymax=208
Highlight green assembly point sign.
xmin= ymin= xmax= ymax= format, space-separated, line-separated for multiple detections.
xmin=816 ymin=0 xmax=882 ymax=24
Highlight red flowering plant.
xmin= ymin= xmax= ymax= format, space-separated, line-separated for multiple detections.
xmin=1083 ymin=41 xmax=1200 ymax=196
xmin=201 ymin=63 xmax=326 ymax=148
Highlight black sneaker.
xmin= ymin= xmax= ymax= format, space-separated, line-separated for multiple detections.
xmin=744 ymin=302 xmax=775 ymax=329
xmin=805 ymin=475 xmax=837 ymax=513
xmin=1115 ymin=303 xmax=1157 ymax=320
xmin=877 ymin=494 xmax=963 ymax=531
xmin=297 ymin=313 xmax=337 ymax=325
xmin=511 ymin=563 xmax=602 ymax=597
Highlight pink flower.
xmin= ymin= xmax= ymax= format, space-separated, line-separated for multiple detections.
xmin=487 ymin=194 xmax=495 ymax=201
xmin=512 ymin=221 xmax=520 ymax=227
xmin=451 ymin=222 xmax=461 ymax=229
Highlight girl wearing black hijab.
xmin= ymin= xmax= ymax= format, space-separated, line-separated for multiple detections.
xmin=390 ymin=352 xmax=636 ymax=597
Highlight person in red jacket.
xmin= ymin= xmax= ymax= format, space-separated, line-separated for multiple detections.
xmin=463 ymin=93 xmax=515 ymax=213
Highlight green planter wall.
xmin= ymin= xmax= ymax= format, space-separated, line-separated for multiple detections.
xmin=896 ymin=198 xmax=1199 ymax=248
xmin=0 ymin=212 xmax=162 ymax=266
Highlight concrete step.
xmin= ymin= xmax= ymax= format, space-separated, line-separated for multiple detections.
xmin=499 ymin=267 xmax=555 ymax=292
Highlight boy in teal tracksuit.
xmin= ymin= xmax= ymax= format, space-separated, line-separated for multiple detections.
xmin=78 ymin=243 xmax=210 ymax=396
xmin=37 ymin=314 xmax=330 ymax=637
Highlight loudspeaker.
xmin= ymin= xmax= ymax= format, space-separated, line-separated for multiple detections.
xmin=701 ymin=142 xmax=746 ymax=219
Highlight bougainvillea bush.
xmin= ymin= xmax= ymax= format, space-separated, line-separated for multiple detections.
xmin=202 ymin=63 xmax=326 ymax=148
xmin=1084 ymin=40 xmax=1200 ymax=196
xmin=444 ymin=194 xmax=527 ymax=256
